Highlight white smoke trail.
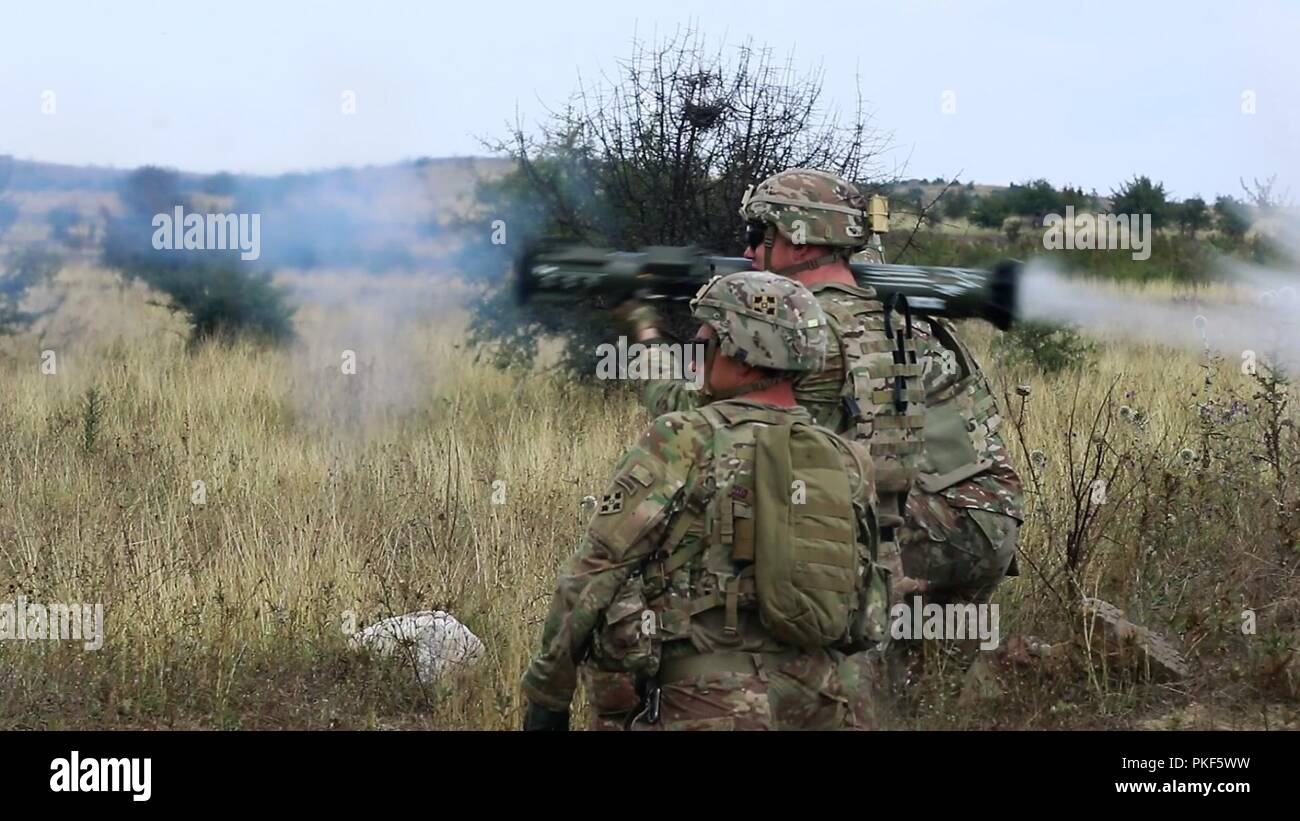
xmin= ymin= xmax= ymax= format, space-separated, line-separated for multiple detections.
xmin=1018 ymin=214 xmax=1300 ymax=371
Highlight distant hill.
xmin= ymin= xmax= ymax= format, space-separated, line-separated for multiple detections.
xmin=1 ymin=158 xmax=129 ymax=192
xmin=1 ymin=160 xmax=1148 ymax=270
xmin=0 ymin=156 xmax=513 ymax=270
xmin=0 ymin=155 xmax=511 ymax=196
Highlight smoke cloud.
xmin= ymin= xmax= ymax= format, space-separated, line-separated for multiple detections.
xmin=1018 ymin=213 xmax=1300 ymax=370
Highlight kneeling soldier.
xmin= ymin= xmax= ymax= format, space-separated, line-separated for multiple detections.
xmin=522 ymin=270 xmax=891 ymax=731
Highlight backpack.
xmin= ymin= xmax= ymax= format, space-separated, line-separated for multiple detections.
xmin=684 ymin=403 xmax=882 ymax=651
xmin=751 ymin=418 xmax=867 ymax=648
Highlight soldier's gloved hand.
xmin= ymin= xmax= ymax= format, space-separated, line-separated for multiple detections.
xmin=892 ymin=575 xmax=929 ymax=599
xmin=522 ymin=701 xmax=571 ymax=731
xmin=612 ymin=299 xmax=662 ymax=342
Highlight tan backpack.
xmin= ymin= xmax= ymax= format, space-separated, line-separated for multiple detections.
xmin=751 ymin=418 xmax=880 ymax=649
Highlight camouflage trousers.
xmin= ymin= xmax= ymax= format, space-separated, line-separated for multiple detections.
xmin=898 ymin=489 xmax=1020 ymax=606
xmin=582 ymin=649 xmax=887 ymax=731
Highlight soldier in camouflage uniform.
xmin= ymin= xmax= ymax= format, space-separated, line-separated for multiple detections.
xmin=522 ymin=271 xmax=891 ymax=731
xmin=625 ymin=169 xmax=1024 ymax=609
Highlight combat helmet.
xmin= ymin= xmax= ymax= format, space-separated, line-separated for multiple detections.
xmin=739 ymin=168 xmax=871 ymax=276
xmin=690 ymin=270 xmax=829 ymax=373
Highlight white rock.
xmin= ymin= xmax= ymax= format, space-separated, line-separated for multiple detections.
xmin=349 ymin=610 xmax=485 ymax=680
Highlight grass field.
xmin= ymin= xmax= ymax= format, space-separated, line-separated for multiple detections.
xmin=0 ymin=266 xmax=1295 ymax=729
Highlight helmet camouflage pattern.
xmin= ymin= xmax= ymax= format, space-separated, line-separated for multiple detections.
xmin=739 ymin=168 xmax=871 ymax=250
xmin=690 ymin=270 xmax=829 ymax=372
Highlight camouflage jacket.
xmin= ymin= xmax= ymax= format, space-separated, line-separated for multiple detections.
xmin=521 ymin=399 xmax=881 ymax=713
xmin=910 ymin=315 xmax=1024 ymax=521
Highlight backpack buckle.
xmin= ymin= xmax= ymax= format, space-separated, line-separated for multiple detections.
xmin=714 ymin=572 xmax=741 ymax=638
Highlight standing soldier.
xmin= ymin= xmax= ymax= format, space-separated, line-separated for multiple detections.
xmin=624 ymin=169 xmax=1023 ymax=611
xmin=522 ymin=271 xmax=890 ymax=731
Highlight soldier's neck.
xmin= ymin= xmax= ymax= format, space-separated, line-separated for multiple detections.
xmin=794 ymin=263 xmax=856 ymax=288
xmin=735 ymin=380 xmax=797 ymax=407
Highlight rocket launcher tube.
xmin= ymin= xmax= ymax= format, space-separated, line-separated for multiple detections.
xmin=515 ymin=243 xmax=1020 ymax=330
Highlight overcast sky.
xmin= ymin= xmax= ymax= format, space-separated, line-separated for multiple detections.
xmin=2 ymin=0 xmax=1296 ymax=200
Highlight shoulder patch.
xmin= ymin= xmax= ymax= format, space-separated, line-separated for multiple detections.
xmin=598 ymin=492 xmax=624 ymax=515
xmin=587 ymin=431 xmax=694 ymax=559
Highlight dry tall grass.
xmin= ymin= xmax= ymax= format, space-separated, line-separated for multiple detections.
xmin=0 ymin=268 xmax=1295 ymax=729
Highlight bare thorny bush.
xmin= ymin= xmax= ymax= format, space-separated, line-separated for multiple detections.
xmin=505 ymin=27 xmax=890 ymax=249
xmin=466 ymin=26 xmax=898 ymax=376
xmin=1003 ymin=344 xmax=1299 ymax=709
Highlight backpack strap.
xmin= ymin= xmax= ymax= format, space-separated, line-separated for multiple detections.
xmin=641 ymin=404 xmax=748 ymax=641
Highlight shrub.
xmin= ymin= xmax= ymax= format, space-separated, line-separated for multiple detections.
xmin=0 ymin=246 xmax=63 ymax=334
xmin=102 ymin=166 xmax=294 ymax=344
xmin=992 ymin=319 xmax=1096 ymax=374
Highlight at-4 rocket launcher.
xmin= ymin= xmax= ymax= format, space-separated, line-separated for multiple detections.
xmin=514 ymin=196 xmax=1019 ymax=330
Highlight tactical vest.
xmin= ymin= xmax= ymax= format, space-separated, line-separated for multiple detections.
xmin=628 ymin=402 xmax=883 ymax=662
xmin=808 ymin=283 xmax=927 ymax=564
